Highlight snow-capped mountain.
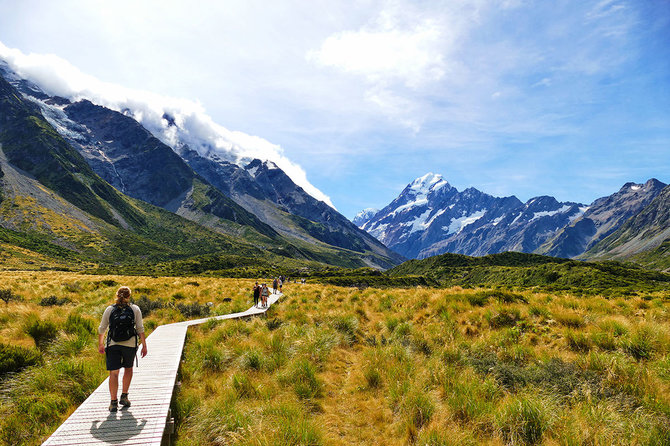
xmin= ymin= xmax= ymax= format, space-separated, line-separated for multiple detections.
xmin=352 ymin=208 xmax=379 ymax=227
xmin=359 ymin=173 xmax=592 ymax=259
xmin=359 ymin=173 xmax=668 ymax=260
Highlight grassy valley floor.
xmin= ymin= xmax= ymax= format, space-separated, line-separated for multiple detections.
xmin=0 ymin=272 xmax=668 ymax=445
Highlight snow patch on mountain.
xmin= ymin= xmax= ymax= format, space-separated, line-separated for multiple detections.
xmin=443 ymin=210 xmax=486 ymax=235
xmin=406 ymin=209 xmax=433 ymax=234
xmin=529 ymin=204 xmax=571 ymax=222
xmin=569 ymin=206 xmax=590 ymax=223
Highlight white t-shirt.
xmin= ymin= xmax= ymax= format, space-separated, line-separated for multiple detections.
xmin=98 ymin=304 xmax=145 ymax=348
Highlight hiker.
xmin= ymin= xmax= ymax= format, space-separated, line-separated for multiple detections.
xmin=261 ymin=283 xmax=269 ymax=308
xmin=278 ymin=277 xmax=283 ymax=293
xmin=252 ymin=281 xmax=260 ymax=308
xmin=272 ymin=278 xmax=278 ymax=294
xmin=98 ymin=286 xmax=148 ymax=412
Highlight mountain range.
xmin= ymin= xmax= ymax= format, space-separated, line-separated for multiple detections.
xmin=355 ymin=173 xmax=669 ymax=269
xmin=1 ymin=56 xmax=667 ymax=274
xmin=0 ymin=60 xmax=403 ymax=271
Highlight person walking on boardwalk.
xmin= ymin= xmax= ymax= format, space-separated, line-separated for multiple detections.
xmin=272 ymin=278 xmax=278 ymax=294
xmin=98 ymin=286 xmax=148 ymax=412
xmin=278 ymin=277 xmax=283 ymax=293
xmin=252 ymin=281 xmax=261 ymax=308
xmin=262 ymin=283 xmax=270 ymax=307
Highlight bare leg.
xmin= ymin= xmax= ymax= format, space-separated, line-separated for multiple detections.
xmin=122 ymin=367 xmax=133 ymax=393
xmin=109 ymin=369 xmax=120 ymax=400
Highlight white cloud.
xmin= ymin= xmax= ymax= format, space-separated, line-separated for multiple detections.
xmin=0 ymin=41 xmax=334 ymax=208
xmin=308 ymin=17 xmax=445 ymax=88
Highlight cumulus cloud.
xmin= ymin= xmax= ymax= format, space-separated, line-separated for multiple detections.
xmin=307 ymin=16 xmax=445 ymax=88
xmin=306 ymin=0 xmax=479 ymax=130
xmin=0 ymin=41 xmax=335 ymax=208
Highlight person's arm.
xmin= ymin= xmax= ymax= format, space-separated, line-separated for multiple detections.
xmin=133 ymin=305 xmax=148 ymax=358
xmin=138 ymin=332 xmax=148 ymax=358
xmin=98 ymin=333 xmax=105 ymax=354
xmin=97 ymin=306 xmax=112 ymax=354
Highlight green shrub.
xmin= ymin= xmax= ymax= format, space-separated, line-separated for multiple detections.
xmin=64 ymin=314 xmax=96 ymax=336
xmin=0 ymin=343 xmax=42 ymax=375
xmin=176 ymin=302 xmax=210 ymax=318
xmin=0 ymin=288 xmax=17 ymax=305
xmin=134 ymin=295 xmax=164 ymax=317
xmin=39 ymin=295 xmax=70 ymax=306
xmin=24 ymin=317 xmax=59 ymax=350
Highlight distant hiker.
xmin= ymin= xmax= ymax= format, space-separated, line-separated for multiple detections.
xmin=98 ymin=286 xmax=148 ymax=412
xmin=252 ymin=281 xmax=260 ymax=308
xmin=261 ymin=283 xmax=269 ymax=308
xmin=272 ymin=278 xmax=278 ymax=294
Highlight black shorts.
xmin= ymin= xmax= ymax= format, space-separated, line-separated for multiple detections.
xmin=106 ymin=345 xmax=137 ymax=370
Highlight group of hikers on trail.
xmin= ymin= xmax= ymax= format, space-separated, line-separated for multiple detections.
xmin=97 ymin=279 xmax=288 ymax=413
xmin=252 ymin=276 xmax=285 ymax=308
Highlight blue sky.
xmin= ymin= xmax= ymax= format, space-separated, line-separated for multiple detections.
xmin=0 ymin=0 xmax=668 ymax=219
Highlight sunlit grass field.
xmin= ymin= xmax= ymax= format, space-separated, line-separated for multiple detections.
xmin=0 ymin=271 xmax=669 ymax=445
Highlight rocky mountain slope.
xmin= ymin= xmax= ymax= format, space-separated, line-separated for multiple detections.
xmin=585 ymin=184 xmax=670 ymax=265
xmin=538 ymin=179 xmax=666 ymax=258
xmin=0 ymin=62 xmax=403 ymax=269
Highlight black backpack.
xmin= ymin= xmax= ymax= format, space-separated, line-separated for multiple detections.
xmin=108 ymin=304 xmax=137 ymax=344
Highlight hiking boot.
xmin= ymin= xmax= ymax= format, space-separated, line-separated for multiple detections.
xmin=109 ymin=400 xmax=118 ymax=412
xmin=119 ymin=393 xmax=131 ymax=408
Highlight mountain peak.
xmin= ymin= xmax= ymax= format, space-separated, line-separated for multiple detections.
xmin=352 ymin=208 xmax=379 ymax=227
xmin=408 ymin=173 xmax=450 ymax=195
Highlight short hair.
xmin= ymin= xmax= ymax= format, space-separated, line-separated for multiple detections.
xmin=115 ymin=286 xmax=132 ymax=305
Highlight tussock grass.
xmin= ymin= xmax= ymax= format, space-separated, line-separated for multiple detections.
xmin=1 ymin=271 xmax=669 ymax=445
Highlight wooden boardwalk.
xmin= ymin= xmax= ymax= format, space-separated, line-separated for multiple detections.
xmin=42 ymin=291 xmax=283 ymax=446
